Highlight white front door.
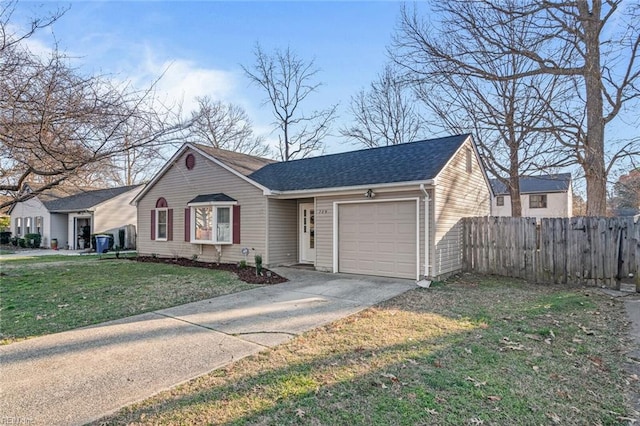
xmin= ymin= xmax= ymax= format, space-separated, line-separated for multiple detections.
xmin=299 ymin=203 xmax=316 ymax=263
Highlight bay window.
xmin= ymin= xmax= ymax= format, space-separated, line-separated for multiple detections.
xmin=192 ymin=205 xmax=232 ymax=244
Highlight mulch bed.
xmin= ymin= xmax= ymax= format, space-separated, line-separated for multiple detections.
xmin=134 ymin=256 xmax=288 ymax=285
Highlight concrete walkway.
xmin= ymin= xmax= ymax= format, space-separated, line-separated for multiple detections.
xmin=0 ymin=268 xmax=415 ymax=426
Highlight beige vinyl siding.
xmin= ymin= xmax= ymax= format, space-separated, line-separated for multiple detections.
xmin=266 ymin=198 xmax=298 ymax=265
xmin=434 ymin=139 xmax=490 ymax=277
xmin=315 ymin=189 xmax=431 ymax=275
xmin=93 ymin=188 xmax=140 ymax=234
xmin=137 ymin=149 xmax=267 ymax=263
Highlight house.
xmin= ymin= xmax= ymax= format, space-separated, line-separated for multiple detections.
xmin=132 ymin=134 xmax=491 ymax=281
xmin=490 ymin=174 xmax=573 ymax=219
xmin=9 ymin=185 xmax=142 ymax=249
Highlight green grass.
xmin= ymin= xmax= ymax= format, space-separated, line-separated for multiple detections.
xmin=0 ymin=257 xmax=257 ymax=343
xmin=94 ymin=274 xmax=639 ymax=426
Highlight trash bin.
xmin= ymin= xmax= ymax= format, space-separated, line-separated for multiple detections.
xmin=95 ymin=235 xmax=110 ymax=254
xmin=51 ymin=238 xmax=58 ymax=250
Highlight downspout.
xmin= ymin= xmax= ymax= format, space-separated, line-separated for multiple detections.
xmin=418 ymin=184 xmax=431 ymax=288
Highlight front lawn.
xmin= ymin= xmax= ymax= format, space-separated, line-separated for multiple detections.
xmin=95 ymin=275 xmax=639 ymax=425
xmin=0 ymin=257 xmax=258 ymax=343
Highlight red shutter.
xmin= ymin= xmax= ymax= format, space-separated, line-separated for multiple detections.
xmin=184 ymin=208 xmax=191 ymax=242
xmin=150 ymin=210 xmax=156 ymax=240
xmin=167 ymin=209 xmax=173 ymax=241
xmin=233 ymin=205 xmax=241 ymax=244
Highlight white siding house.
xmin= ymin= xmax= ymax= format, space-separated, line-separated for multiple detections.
xmin=490 ymin=174 xmax=573 ymax=219
xmin=9 ymin=185 xmax=141 ymax=249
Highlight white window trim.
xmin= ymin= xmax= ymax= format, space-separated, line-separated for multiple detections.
xmin=188 ymin=201 xmax=236 ymax=245
xmin=155 ymin=208 xmax=168 ymax=241
xmin=15 ymin=217 xmax=22 ymax=237
xmin=496 ymin=196 xmax=504 ymax=206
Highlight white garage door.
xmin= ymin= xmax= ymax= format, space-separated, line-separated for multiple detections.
xmin=338 ymin=201 xmax=417 ymax=279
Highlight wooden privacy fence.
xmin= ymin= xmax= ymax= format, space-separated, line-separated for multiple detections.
xmin=462 ymin=216 xmax=640 ymax=289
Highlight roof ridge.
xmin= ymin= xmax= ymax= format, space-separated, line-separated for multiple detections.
xmin=265 ymin=133 xmax=471 ymax=166
xmin=190 ymin=143 xmax=276 ymax=163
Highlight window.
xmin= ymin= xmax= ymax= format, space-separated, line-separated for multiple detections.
xmin=35 ymin=217 xmax=43 ymax=234
xmin=496 ymin=196 xmax=504 ymax=206
xmin=156 ymin=209 xmax=168 ymax=240
xmin=192 ymin=205 xmax=232 ymax=244
xmin=15 ymin=217 xmax=21 ymax=236
xmin=529 ymin=194 xmax=547 ymax=209
xmin=25 ymin=217 xmax=32 ymax=234
xmin=151 ymin=198 xmax=172 ymax=241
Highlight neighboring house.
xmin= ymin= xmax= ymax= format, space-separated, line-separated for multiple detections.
xmin=132 ymin=134 xmax=491 ymax=281
xmin=490 ymin=174 xmax=573 ymax=219
xmin=9 ymin=185 xmax=142 ymax=249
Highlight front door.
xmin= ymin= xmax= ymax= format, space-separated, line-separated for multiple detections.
xmin=299 ymin=203 xmax=316 ymax=263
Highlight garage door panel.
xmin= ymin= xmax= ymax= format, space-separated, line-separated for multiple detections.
xmin=338 ymin=201 xmax=416 ymax=279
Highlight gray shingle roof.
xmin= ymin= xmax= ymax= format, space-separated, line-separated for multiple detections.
xmin=490 ymin=174 xmax=572 ymax=195
xmin=248 ymin=134 xmax=470 ymax=191
xmin=194 ymin=144 xmax=276 ymax=176
xmin=43 ymin=185 xmax=142 ymax=212
xmin=188 ymin=193 xmax=236 ymax=204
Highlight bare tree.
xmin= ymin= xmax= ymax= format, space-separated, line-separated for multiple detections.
xmin=392 ymin=0 xmax=640 ymax=216
xmin=0 ymin=6 xmax=188 ymax=208
xmin=340 ymin=65 xmax=425 ymax=148
xmin=189 ymin=96 xmax=269 ymax=156
xmin=393 ymin=2 xmax=571 ymax=216
xmin=242 ymin=44 xmax=337 ymax=161
xmin=611 ymin=168 xmax=640 ymax=212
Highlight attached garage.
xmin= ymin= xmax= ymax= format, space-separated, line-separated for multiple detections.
xmin=336 ymin=200 xmax=418 ymax=279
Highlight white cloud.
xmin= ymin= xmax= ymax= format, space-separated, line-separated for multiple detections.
xmin=129 ymin=47 xmax=240 ymax=115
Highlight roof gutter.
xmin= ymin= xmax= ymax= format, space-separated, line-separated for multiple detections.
xmin=267 ymin=179 xmax=435 ymax=198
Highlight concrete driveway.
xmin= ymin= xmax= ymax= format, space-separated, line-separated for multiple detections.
xmin=0 ymin=268 xmax=415 ymax=426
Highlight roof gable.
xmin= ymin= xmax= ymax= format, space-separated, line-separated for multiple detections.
xmin=132 ymin=143 xmax=275 ymax=205
xmin=490 ymin=174 xmax=572 ymax=195
xmin=249 ymin=134 xmax=470 ymax=191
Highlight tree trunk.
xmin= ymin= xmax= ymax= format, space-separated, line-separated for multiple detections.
xmin=509 ymin=144 xmax=522 ymax=217
xmin=582 ymin=0 xmax=607 ymax=217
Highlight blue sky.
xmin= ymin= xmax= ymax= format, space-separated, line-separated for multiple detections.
xmin=15 ymin=1 xmax=407 ymax=154
xmin=12 ymin=1 xmax=638 ymax=194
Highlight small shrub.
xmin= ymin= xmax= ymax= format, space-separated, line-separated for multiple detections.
xmin=18 ymin=238 xmax=26 ymax=248
xmin=239 ymin=260 xmax=247 ymax=269
xmin=191 ymin=254 xmax=199 ymax=261
xmin=0 ymin=231 xmax=11 ymax=244
xmin=254 ymin=254 xmax=263 ymax=276
xmin=24 ymin=233 xmax=42 ymax=248
xmin=10 ymin=236 xmax=18 ymax=247
xmin=151 ymin=253 xmax=158 ymax=259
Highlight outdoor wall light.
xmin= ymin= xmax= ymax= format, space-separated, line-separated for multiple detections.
xmin=364 ymin=189 xmax=375 ymax=199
